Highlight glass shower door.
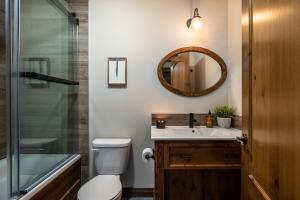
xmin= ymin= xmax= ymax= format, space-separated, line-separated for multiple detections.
xmin=11 ymin=0 xmax=79 ymax=196
xmin=0 ymin=0 xmax=9 ymax=199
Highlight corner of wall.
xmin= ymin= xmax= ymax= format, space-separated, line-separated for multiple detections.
xmin=227 ymin=0 xmax=242 ymax=116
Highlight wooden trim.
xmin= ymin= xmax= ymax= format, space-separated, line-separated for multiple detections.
xmin=163 ymin=143 xmax=169 ymax=169
xmin=122 ymin=188 xmax=154 ymax=198
xmin=155 ymin=142 xmax=165 ymax=200
xmin=242 ymin=0 xmax=253 ymax=153
xmin=157 ymin=46 xmax=227 ymax=97
xmin=242 ymin=0 xmax=253 ymax=199
xmin=248 ymin=175 xmax=272 ymax=200
xmin=59 ymin=179 xmax=81 ymax=200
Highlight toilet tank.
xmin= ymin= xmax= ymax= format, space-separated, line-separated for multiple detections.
xmin=92 ymin=138 xmax=131 ymax=175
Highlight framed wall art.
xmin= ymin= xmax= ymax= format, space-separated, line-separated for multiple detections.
xmin=107 ymin=57 xmax=127 ymax=88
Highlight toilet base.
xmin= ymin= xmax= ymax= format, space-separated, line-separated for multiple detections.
xmin=77 ymin=175 xmax=122 ymax=200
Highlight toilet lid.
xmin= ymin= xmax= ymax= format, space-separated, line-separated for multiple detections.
xmin=92 ymin=138 xmax=131 ymax=148
xmin=78 ymin=175 xmax=122 ymax=200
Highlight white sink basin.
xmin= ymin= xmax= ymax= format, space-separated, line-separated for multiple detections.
xmin=151 ymin=126 xmax=242 ymax=140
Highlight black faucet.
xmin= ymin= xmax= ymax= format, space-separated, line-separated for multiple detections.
xmin=189 ymin=113 xmax=196 ymax=128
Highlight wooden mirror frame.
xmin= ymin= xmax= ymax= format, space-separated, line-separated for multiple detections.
xmin=157 ymin=46 xmax=228 ymax=97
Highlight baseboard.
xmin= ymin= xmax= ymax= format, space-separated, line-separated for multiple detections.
xmin=122 ymin=188 xmax=154 ymax=198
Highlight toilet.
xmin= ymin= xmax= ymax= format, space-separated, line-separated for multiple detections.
xmin=78 ymin=138 xmax=132 ymax=200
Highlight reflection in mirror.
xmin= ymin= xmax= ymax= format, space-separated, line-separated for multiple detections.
xmin=162 ymin=52 xmax=222 ymax=93
xmin=158 ymin=47 xmax=227 ymax=97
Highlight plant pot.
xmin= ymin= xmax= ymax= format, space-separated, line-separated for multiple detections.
xmin=217 ymin=117 xmax=232 ymax=128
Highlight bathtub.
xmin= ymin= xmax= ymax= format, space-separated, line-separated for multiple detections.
xmin=0 ymin=154 xmax=80 ymax=200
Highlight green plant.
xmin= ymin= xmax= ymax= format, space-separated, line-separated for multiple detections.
xmin=213 ymin=106 xmax=235 ymax=118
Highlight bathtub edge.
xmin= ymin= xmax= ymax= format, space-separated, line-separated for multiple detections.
xmin=18 ymin=154 xmax=81 ymax=200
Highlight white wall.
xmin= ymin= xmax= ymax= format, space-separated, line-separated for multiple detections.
xmin=89 ymin=0 xmax=232 ymax=188
xmin=228 ymin=0 xmax=242 ymax=115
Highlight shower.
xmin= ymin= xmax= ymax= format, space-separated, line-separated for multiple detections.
xmin=0 ymin=0 xmax=80 ymax=199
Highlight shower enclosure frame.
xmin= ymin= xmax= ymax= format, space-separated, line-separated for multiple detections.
xmin=5 ymin=0 xmax=79 ymax=198
xmin=5 ymin=0 xmax=12 ymax=199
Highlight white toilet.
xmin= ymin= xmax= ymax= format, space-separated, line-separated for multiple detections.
xmin=78 ymin=138 xmax=132 ymax=200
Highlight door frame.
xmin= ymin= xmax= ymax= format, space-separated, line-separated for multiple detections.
xmin=241 ymin=0 xmax=252 ymax=199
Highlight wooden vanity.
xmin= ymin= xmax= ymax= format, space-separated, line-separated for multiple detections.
xmin=152 ymin=126 xmax=242 ymax=200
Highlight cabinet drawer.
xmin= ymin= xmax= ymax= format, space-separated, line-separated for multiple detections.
xmin=164 ymin=142 xmax=241 ymax=169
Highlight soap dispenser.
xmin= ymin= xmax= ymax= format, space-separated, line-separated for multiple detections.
xmin=206 ymin=110 xmax=213 ymax=128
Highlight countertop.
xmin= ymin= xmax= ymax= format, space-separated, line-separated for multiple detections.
xmin=151 ymin=126 xmax=242 ymax=141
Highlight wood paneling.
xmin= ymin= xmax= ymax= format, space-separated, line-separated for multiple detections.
xmin=155 ymin=142 xmax=165 ymax=200
xmin=152 ymin=113 xmax=214 ymax=126
xmin=232 ymin=115 xmax=242 ymax=130
xmin=155 ymin=141 xmax=241 ymax=200
xmin=242 ymin=0 xmax=300 ymax=199
xmin=66 ymin=0 xmax=89 ymax=184
xmin=30 ymin=159 xmax=81 ymax=200
xmin=252 ymin=0 xmax=300 ymax=198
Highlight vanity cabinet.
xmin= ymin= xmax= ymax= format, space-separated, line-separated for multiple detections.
xmin=155 ymin=141 xmax=241 ymax=200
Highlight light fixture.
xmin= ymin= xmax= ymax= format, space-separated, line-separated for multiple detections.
xmin=186 ymin=8 xmax=203 ymax=30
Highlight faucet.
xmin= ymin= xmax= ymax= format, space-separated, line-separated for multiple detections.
xmin=189 ymin=113 xmax=196 ymax=128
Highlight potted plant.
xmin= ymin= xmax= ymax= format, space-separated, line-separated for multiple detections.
xmin=213 ymin=106 xmax=235 ymax=128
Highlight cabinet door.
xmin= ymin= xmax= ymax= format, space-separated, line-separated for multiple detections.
xmin=165 ymin=170 xmax=241 ymax=200
xmin=155 ymin=142 xmax=241 ymax=200
xmin=164 ymin=142 xmax=241 ymax=169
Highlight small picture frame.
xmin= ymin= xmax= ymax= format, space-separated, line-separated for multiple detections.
xmin=107 ymin=57 xmax=127 ymax=88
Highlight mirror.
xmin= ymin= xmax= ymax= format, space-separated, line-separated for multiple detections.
xmin=158 ymin=47 xmax=227 ymax=97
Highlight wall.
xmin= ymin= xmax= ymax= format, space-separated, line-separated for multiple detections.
xmin=0 ymin=0 xmax=6 ymax=159
xmin=89 ymin=0 xmax=230 ymax=188
xmin=228 ymin=0 xmax=242 ymax=116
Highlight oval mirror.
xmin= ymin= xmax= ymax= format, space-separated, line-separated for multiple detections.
xmin=157 ymin=47 xmax=227 ymax=97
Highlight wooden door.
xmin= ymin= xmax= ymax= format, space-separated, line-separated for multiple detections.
xmin=242 ymin=0 xmax=300 ymax=199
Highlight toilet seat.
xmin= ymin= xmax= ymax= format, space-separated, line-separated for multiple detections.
xmin=78 ymin=175 xmax=122 ymax=200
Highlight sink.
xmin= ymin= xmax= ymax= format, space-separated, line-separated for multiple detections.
xmin=151 ymin=126 xmax=242 ymax=140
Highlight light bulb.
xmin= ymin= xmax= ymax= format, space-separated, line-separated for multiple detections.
xmin=190 ymin=17 xmax=202 ymax=30
xmin=186 ymin=8 xmax=203 ymax=31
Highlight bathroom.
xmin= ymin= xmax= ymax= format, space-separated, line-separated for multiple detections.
xmin=1 ymin=0 xmax=299 ymax=199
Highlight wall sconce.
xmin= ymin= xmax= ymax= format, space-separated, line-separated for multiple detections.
xmin=186 ymin=8 xmax=203 ymax=30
